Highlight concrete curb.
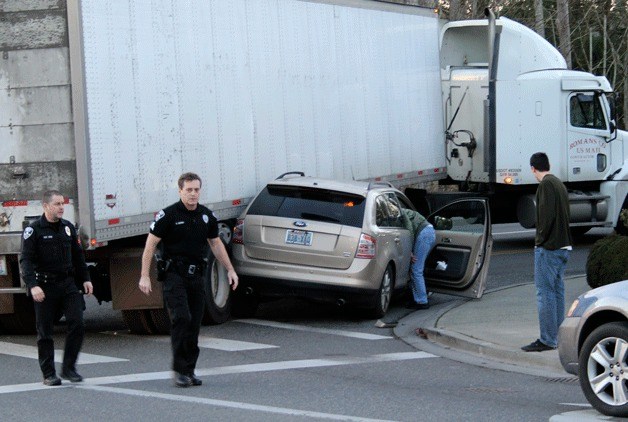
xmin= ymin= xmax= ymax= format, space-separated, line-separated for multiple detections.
xmin=421 ymin=326 xmax=572 ymax=378
xmin=392 ymin=278 xmax=588 ymax=379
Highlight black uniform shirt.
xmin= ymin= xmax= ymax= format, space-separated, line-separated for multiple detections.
xmin=150 ymin=200 xmax=219 ymax=263
xmin=20 ymin=214 xmax=91 ymax=289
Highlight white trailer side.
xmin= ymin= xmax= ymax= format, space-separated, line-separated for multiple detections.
xmin=1 ymin=0 xmax=446 ymax=332
xmin=70 ymin=0 xmax=446 ymax=246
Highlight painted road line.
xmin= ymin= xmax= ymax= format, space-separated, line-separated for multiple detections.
xmin=80 ymin=384 xmax=397 ymax=421
xmin=235 ymin=319 xmax=393 ymax=340
xmin=0 ymin=341 xmax=127 ymax=364
xmin=0 ymin=351 xmax=436 ymax=394
xmin=105 ymin=333 xmax=278 ymax=351
xmin=160 ymin=335 xmax=278 ymax=351
xmin=196 ymin=336 xmax=277 ymax=351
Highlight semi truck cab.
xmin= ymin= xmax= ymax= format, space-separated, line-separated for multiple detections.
xmin=439 ymin=16 xmax=628 ymax=232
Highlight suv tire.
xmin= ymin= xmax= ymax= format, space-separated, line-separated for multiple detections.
xmin=368 ymin=264 xmax=393 ymax=319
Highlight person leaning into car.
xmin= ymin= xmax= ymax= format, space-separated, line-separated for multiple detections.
xmin=521 ymin=152 xmax=573 ymax=352
xmin=401 ymin=208 xmax=436 ymax=310
xmin=138 ymin=172 xmax=238 ymax=387
xmin=20 ymin=190 xmax=94 ymax=386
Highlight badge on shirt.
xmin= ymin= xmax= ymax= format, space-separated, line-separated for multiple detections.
xmin=65 ymin=226 xmax=71 ymax=237
xmin=155 ymin=210 xmax=165 ymax=221
xmin=202 ymin=214 xmax=209 ymax=224
xmin=23 ymin=227 xmax=34 ymax=240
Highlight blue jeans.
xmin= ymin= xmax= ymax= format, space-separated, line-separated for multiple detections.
xmin=410 ymin=225 xmax=436 ymax=304
xmin=534 ymin=247 xmax=570 ymax=348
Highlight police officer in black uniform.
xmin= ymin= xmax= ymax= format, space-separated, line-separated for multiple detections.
xmin=20 ymin=190 xmax=93 ymax=386
xmin=139 ymin=172 xmax=238 ymax=387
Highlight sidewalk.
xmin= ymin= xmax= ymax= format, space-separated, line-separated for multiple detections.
xmin=393 ymin=275 xmax=590 ymax=378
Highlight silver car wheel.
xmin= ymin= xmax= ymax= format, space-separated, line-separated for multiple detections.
xmin=579 ymin=322 xmax=628 ymax=417
xmin=217 ymin=222 xmax=232 ymax=244
xmin=379 ymin=267 xmax=393 ymax=313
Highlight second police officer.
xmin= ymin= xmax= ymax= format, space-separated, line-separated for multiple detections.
xmin=138 ymin=172 xmax=238 ymax=387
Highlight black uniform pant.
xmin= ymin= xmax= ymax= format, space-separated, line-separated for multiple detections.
xmin=163 ymin=271 xmax=205 ymax=375
xmin=33 ymin=277 xmax=84 ymax=378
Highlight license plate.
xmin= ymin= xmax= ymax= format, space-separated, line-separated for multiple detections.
xmin=285 ymin=229 xmax=313 ymax=246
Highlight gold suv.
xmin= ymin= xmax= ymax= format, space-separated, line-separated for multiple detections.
xmin=231 ymin=173 xmax=492 ymax=318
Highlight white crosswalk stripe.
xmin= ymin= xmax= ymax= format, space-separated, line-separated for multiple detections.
xmin=0 ymin=351 xmax=437 ymax=395
xmin=80 ymin=384 xmax=397 ymax=421
xmin=101 ymin=332 xmax=278 ymax=351
xmin=235 ymin=319 xmax=393 ymax=340
xmin=0 ymin=341 xmax=127 ymax=364
xmin=155 ymin=335 xmax=278 ymax=351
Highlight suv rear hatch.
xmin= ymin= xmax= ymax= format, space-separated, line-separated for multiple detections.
xmin=242 ymin=185 xmax=366 ymax=269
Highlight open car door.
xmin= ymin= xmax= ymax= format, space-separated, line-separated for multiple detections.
xmin=424 ymin=198 xmax=492 ymax=298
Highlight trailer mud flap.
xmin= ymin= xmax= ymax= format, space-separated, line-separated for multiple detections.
xmin=110 ymin=248 xmax=163 ymax=311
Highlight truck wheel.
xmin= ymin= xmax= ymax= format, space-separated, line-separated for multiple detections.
xmin=121 ymin=309 xmax=153 ymax=334
xmin=201 ymin=246 xmax=232 ymax=325
xmin=578 ymin=322 xmax=628 ymax=417
xmin=0 ymin=294 xmax=36 ymax=334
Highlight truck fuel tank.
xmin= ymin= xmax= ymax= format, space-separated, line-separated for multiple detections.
xmin=517 ymin=192 xmax=609 ymax=229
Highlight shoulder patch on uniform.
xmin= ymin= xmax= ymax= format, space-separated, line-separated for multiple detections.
xmin=150 ymin=221 xmax=155 ymax=231
xmin=65 ymin=226 xmax=71 ymax=237
xmin=202 ymin=214 xmax=209 ymax=224
xmin=23 ymin=227 xmax=34 ymax=240
xmin=155 ymin=210 xmax=165 ymax=222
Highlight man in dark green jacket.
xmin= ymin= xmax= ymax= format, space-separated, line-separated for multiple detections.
xmin=522 ymin=152 xmax=573 ymax=352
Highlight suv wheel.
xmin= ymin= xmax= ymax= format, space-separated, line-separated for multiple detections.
xmin=368 ymin=264 xmax=393 ymax=319
xmin=578 ymin=322 xmax=628 ymax=417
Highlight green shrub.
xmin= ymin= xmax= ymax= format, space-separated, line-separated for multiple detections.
xmin=586 ymin=234 xmax=628 ymax=288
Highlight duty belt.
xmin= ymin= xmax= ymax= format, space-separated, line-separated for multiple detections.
xmin=35 ymin=270 xmax=74 ymax=283
xmin=170 ymin=259 xmax=205 ymax=278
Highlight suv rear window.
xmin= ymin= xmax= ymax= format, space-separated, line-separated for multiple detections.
xmin=246 ymin=185 xmax=366 ymax=228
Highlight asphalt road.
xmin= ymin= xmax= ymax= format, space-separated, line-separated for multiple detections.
xmin=487 ymin=224 xmax=612 ymax=291
xmin=0 ymin=224 xmax=615 ymax=421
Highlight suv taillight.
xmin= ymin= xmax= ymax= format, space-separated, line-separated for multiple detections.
xmin=355 ymin=233 xmax=376 ymax=259
xmin=232 ymin=219 xmax=244 ymax=244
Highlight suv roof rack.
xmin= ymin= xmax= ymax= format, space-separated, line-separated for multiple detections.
xmin=276 ymin=171 xmax=305 ymax=180
xmin=367 ymin=181 xmax=394 ymax=190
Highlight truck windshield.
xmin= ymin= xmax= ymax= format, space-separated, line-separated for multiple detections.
xmin=569 ymin=93 xmax=607 ymax=130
